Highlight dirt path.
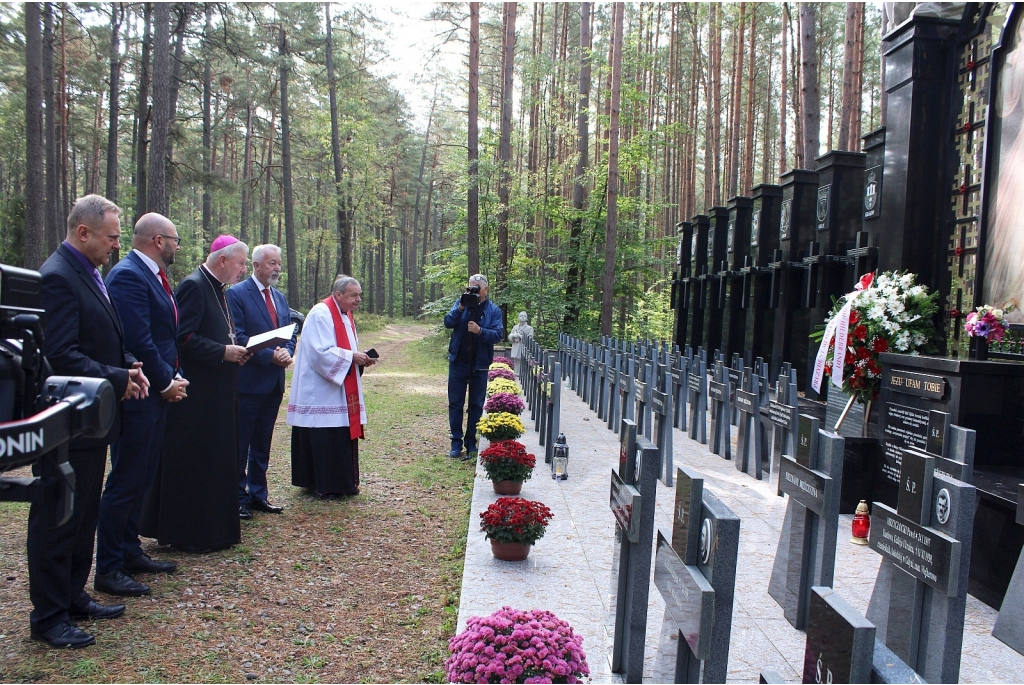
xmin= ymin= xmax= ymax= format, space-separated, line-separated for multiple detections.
xmin=0 ymin=321 xmax=472 ymax=683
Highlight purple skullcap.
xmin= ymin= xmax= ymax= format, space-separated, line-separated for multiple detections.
xmin=210 ymin=234 xmax=240 ymax=253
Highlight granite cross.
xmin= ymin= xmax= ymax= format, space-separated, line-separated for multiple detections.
xmin=688 ymin=349 xmax=708 ymax=445
xmin=865 ymin=446 xmax=976 ymax=683
xmin=708 ymin=360 xmax=732 ymax=460
xmin=653 ymin=465 xmax=740 ymax=683
xmin=608 ymin=420 xmax=660 ymax=683
xmin=768 ymin=414 xmax=845 ymax=629
xmin=734 ymin=368 xmax=765 ymax=480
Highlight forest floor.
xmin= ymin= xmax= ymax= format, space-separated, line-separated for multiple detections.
xmin=0 ymin=321 xmax=474 ymax=683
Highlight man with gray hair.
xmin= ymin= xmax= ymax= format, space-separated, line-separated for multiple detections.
xmin=287 ymin=275 xmax=377 ymax=496
xmin=227 ymin=244 xmax=296 ymax=519
xmin=444 ymin=273 xmax=504 ymax=460
xmin=32 ymin=194 xmax=148 ymax=647
xmin=142 ymin=235 xmax=251 ymax=552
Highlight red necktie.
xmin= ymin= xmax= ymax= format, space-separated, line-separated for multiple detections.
xmin=159 ymin=269 xmax=178 ymax=324
xmin=263 ymin=288 xmax=278 ymax=327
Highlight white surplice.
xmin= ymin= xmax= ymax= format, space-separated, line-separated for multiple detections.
xmin=286 ymin=302 xmax=367 ymax=428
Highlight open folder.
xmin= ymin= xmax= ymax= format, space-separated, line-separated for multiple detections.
xmin=245 ymin=323 xmax=297 ymax=354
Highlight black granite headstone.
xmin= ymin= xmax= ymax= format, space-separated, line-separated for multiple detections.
xmin=993 ymin=485 xmax=1024 ymax=655
xmin=745 ymin=185 xmax=783 ymax=365
xmin=802 ymin=587 xmax=876 ymax=685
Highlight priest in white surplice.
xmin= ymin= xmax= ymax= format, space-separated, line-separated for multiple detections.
xmin=287 ymin=276 xmax=377 ymax=497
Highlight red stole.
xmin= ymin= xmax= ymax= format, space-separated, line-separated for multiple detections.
xmin=324 ymin=296 xmax=364 ymax=440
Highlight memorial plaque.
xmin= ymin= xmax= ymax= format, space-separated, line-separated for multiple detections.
xmin=769 ymin=400 xmax=797 ymax=431
xmin=885 ymin=369 xmax=946 ymax=400
xmin=926 ymin=410 xmax=950 ymax=457
xmin=780 ymin=199 xmax=793 ymax=240
xmin=796 ymin=415 xmax=819 ymax=468
xmin=864 ymin=165 xmax=882 ymax=219
xmin=735 ymin=389 xmax=755 ymax=413
xmin=881 ymin=403 xmax=947 ymax=487
xmin=802 ymin=587 xmax=875 ymax=685
xmin=688 ymin=372 xmax=700 ymax=392
xmin=897 ymin=449 xmax=934 ymax=523
xmin=671 ymin=466 xmax=704 ymax=564
xmin=727 ymin=368 xmax=741 ymax=388
xmin=816 ymin=184 xmax=831 ymax=232
xmin=655 ymin=532 xmax=715 ymax=660
xmin=708 ymin=380 xmax=726 ymax=403
xmin=750 ymin=211 xmax=760 ymax=246
xmin=727 ymin=220 xmax=736 ymax=253
xmin=610 ymin=471 xmax=641 ymax=543
xmin=869 ymin=502 xmax=960 ymax=596
xmin=778 ymin=456 xmax=830 ymax=517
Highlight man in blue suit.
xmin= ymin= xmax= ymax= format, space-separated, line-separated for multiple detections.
xmin=96 ymin=213 xmax=190 ymax=598
xmin=227 ymin=244 xmax=296 ymax=519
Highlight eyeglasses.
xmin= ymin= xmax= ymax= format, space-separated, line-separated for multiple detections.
xmin=158 ymin=235 xmax=181 ymax=245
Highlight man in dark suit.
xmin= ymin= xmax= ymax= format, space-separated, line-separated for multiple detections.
xmin=31 ymin=194 xmax=148 ymax=648
xmin=95 ymin=213 xmax=190 ymax=597
xmin=226 ymin=244 xmax=296 ymax=519
xmin=141 ymin=235 xmax=250 ymax=552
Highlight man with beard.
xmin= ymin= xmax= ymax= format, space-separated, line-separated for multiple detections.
xmin=142 ymin=235 xmax=250 ymax=552
xmin=95 ymin=213 xmax=189 ymax=597
xmin=226 ymin=244 xmax=296 ymax=519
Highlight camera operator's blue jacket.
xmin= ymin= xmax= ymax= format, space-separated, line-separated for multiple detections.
xmin=444 ymin=298 xmax=504 ymax=371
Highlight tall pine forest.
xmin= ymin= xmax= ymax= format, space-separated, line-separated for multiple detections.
xmin=0 ymin=3 xmax=883 ymax=345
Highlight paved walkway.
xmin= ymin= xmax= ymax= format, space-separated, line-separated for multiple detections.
xmin=456 ymin=384 xmax=1024 ymax=683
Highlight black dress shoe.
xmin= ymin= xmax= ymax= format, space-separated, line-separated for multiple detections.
xmin=239 ymin=504 xmax=252 ymax=520
xmin=31 ymin=622 xmax=95 ymax=649
xmin=94 ymin=570 xmax=150 ymax=597
xmin=69 ymin=600 xmax=126 ymax=621
xmin=124 ymin=553 xmax=177 ymax=575
xmin=250 ymin=498 xmax=283 ymax=514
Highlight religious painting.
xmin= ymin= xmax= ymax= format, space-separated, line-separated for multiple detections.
xmin=983 ymin=10 xmax=1024 ymax=322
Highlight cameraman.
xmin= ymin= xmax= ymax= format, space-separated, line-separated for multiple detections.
xmin=444 ymin=274 xmax=503 ymax=460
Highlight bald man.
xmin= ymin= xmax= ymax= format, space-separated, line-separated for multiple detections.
xmin=96 ymin=213 xmax=189 ymax=597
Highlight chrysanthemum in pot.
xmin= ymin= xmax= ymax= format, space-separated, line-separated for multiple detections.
xmin=480 ymin=440 xmax=536 ymax=495
xmin=480 ymin=497 xmax=553 ymax=561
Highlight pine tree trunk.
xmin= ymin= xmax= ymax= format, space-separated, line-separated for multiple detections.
xmin=134 ymin=3 xmax=151 ymax=222
xmin=728 ymin=3 xmax=745 ymax=199
xmin=467 ymin=2 xmax=480 ymax=277
xmin=325 ymin=4 xmax=351 ymax=275
xmin=411 ymin=93 xmax=436 ymax=314
xmin=147 ymin=1 xmax=170 ymax=215
xmin=262 ymin=95 xmax=276 ymax=246
xmin=496 ymin=2 xmax=516 ymax=297
xmin=601 ymin=2 xmax=624 ymax=337
xmin=800 ymin=3 xmax=820 ymax=169
xmin=744 ymin=8 xmax=757 ymax=193
xmin=105 ymin=5 xmax=122 ymax=207
xmin=43 ymin=3 xmax=59 ymax=253
xmin=165 ymin=8 xmax=186 ymax=202
xmin=240 ymin=73 xmax=253 ymax=243
xmin=279 ymin=26 xmax=298 ymax=304
xmin=24 ymin=3 xmax=45 ymax=269
xmin=711 ymin=4 xmax=723 ymax=205
xmin=202 ymin=4 xmax=213 ymax=243
xmin=779 ymin=3 xmax=788 ymax=174
xmin=563 ymin=1 xmax=591 ymax=329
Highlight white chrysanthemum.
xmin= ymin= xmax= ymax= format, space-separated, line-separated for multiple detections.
xmin=912 ymin=332 xmax=926 ymax=346
xmin=895 ymin=331 xmax=911 ymax=351
xmin=908 ymin=285 xmax=925 ymax=297
xmin=868 ymin=303 xmax=886 ymax=321
xmin=887 ymin=298 xmax=905 ymax=315
xmin=900 ymin=273 xmax=914 ymax=288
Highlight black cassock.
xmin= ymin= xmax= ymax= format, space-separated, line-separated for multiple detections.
xmin=141 ymin=266 xmax=241 ymax=551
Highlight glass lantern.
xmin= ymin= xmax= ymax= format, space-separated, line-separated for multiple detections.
xmin=552 ymin=433 xmax=569 ymax=481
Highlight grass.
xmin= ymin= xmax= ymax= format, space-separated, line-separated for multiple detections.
xmin=0 ymin=321 xmax=473 ymax=683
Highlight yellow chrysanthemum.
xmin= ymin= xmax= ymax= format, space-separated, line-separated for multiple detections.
xmin=487 ymin=378 xmax=522 ymax=397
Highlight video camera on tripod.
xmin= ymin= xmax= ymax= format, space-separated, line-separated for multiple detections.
xmin=0 ymin=263 xmax=115 ymax=527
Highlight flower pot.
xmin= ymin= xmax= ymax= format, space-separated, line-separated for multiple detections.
xmin=971 ymin=336 xmax=989 ymax=361
xmin=492 ymin=479 xmax=523 ymax=496
xmin=490 ymin=540 xmax=531 ymax=561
